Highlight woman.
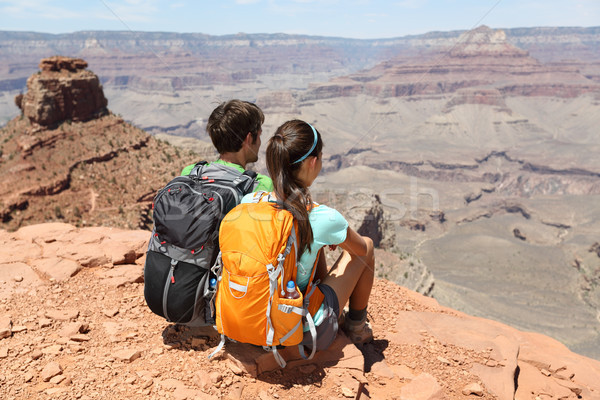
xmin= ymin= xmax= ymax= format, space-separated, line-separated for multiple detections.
xmin=242 ymin=119 xmax=375 ymax=350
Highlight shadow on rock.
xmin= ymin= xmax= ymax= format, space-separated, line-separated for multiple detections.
xmin=358 ymin=339 xmax=389 ymax=372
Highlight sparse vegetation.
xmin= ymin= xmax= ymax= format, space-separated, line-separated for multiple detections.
xmin=54 ymin=206 xmax=63 ymax=219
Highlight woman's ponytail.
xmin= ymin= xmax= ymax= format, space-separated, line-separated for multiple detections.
xmin=266 ymin=120 xmax=323 ymax=255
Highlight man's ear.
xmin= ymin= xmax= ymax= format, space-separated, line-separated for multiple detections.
xmin=243 ymin=132 xmax=253 ymax=145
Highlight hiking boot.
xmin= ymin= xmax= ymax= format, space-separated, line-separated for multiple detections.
xmin=342 ymin=313 xmax=373 ymax=344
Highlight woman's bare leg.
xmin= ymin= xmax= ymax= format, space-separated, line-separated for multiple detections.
xmin=322 ymin=236 xmax=375 ymax=316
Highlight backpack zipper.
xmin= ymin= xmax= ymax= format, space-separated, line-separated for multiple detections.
xmin=163 ymin=259 xmax=178 ymax=321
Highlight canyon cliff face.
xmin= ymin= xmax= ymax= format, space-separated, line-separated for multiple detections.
xmin=1 ymin=27 xmax=599 ymax=134
xmin=301 ymin=26 xmax=600 ymax=102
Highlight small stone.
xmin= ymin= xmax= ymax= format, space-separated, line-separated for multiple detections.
xmin=485 ymin=359 xmax=498 ymax=367
xmin=14 ymin=276 xmax=24 ymax=282
xmin=31 ymin=349 xmax=43 ymax=360
xmin=70 ymin=344 xmax=85 ymax=353
xmin=437 ymin=356 xmax=451 ymax=365
xmin=50 ymin=374 xmax=66 ymax=384
xmin=41 ymin=361 xmax=63 ymax=382
xmin=0 ymin=316 xmax=12 ymax=339
xmin=24 ymin=372 xmax=34 ymax=382
xmin=228 ymin=360 xmax=244 ymax=376
xmin=164 ymin=342 xmax=180 ymax=350
xmin=209 ymin=371 xmax=223 ymax=383
xmin=42 ymin=344 xmax=63 ymax=355
xmin=45 ymin=309 xmax=79 ymax=321
xmin=39 ymin=318 xmax=52 ymax=328
xmin=0 ymin=346 xmax=8 ymax=358
xmin=123 ymin=330 xmax=136 ymax=338
xmin=59 ymin=322 xmax=88 ymax=337
xmin=114 ymin=349 xmax=141 ymax=363
xmin=340 ymin=386 xmax=354 ymax=398
xmin=554 ymin=368 xmax=574 ymax=381
xmin=541 ymin=369 xmax=551 ymax=377
xmin=70 ymin=334 xmax=90 ymax=342
xmin=12 ymin=325 xmax=27 ymax=333
xmin=462 ymin=382 xmax=484 ymax=396
xmin=141 ymin=378 xmax=153 ymax=389
xmin=103 ymin=308 xmax=119 ymax=317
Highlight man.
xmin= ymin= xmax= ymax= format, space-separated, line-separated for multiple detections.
xmin=144 ymin=100 xmax=272 ymax=327
xmin=181 ymin=99 xmax=273 ymax=191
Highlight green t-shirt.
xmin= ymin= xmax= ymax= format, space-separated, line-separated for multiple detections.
xmin=180 ymin=159 xmax=273 ymax=192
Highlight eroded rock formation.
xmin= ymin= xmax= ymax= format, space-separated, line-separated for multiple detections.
xmin=17 ymin=56 xmax=108 ymax=127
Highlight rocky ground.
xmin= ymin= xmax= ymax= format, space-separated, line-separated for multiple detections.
xmin=1 ymin=223 xmax=599 ymax=400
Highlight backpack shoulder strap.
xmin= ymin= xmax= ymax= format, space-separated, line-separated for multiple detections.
xmin=192 ymin=161 xmax=258 ymax=194
xmin=188 ymin=161 xmax=208 ymax=179
xmin=233 ymin=170 xmax=258 ymax=194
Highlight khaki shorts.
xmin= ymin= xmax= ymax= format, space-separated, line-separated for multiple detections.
xmin=300 ymin=283 xmax=340 ymax=351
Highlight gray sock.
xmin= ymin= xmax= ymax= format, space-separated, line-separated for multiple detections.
xmin=348 ymin=307 xmax=367 ymax=322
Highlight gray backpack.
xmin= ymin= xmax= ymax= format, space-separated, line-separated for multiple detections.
xmin=144 ymin=161 xmax=257 ymax=326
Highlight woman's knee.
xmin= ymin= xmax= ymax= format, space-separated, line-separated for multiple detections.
xmin=362 ymin=236 xmax=375 ymax=267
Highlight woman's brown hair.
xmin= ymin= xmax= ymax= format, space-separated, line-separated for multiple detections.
xmin=266 ymin=120 xmax=323 ymax=255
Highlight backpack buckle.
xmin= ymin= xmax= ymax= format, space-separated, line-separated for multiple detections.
xmin=278 ymin=304 xmax=293 ymax=314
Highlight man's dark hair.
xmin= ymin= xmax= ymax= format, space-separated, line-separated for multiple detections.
xmin=206 ymin=100 xmax=264 ymax=154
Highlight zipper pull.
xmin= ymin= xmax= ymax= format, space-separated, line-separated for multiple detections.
xmin=170 ymin=259 xmax=177 ymax=284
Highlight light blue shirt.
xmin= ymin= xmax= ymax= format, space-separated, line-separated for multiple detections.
xmin=295 ymin=205 xmax=348 ymax=291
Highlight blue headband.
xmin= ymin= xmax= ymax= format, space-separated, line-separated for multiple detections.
xmin=291 ymin=124 xmax=318 ymax=164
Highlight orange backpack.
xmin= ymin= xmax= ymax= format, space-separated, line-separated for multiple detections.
xmin=209 ymin=194 xmax=325 ymax=367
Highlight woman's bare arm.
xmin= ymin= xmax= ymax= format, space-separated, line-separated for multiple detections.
xmin=314 ymin=250 xmax=328 ymax=282
xmin=338 ymin=227 xmax=369 ymax=257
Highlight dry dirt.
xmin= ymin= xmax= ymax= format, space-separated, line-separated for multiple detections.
xmin=2 ymin=223 xmax=599 ymax=399
xmin=1 ymin=266 xmax=498 ymax=400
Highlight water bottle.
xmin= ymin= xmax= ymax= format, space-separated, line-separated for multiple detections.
xmin=284 ymin=280 xmax=300 ymax=299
